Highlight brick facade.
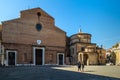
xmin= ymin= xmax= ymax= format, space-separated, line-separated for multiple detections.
xmin=2 ymin=8 xmax=66 ymax=66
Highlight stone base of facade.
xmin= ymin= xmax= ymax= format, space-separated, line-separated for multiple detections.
xmin=2 ymin=43 xmax=65 ymax=66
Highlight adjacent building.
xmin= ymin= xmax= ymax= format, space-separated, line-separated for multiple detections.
xmin=111 ymin=43 xmax=120 ymax=65
xmin=69 ymin=30 xmax=106 ymax=65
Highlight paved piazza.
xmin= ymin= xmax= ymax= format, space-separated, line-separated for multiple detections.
xmin=0 ymin=65 xmax=120 ymax=80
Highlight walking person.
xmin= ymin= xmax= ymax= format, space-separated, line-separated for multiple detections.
xmin=81 ymin=62 xmax=84 ymax=72
xmin=77 ymin=61 xmax=81 ymax=71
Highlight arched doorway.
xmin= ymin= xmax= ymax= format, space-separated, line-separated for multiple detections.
xmin=83 ymin=54 xmax=88 ymax=65
xmin=78 ymin=52 xmax=89 ymax=65
xmin=78 ymin=52 xmax=83 ymax=63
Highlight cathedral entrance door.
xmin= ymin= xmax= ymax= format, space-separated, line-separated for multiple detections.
xmin=35 ymin=49 xmax=43 ymax=65
xmin=57 ymin=53 xmax=64 ymax=65
xmin=6 ymin=51 xmax=17 ymax=66
xmin=33 ymin=47 xmax=45 ymax=65
xmin=8 ymin=52 xmax=15 ymax=65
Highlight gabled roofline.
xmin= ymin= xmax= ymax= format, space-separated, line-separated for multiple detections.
xmin=2 ymin=18 xmax=20 ymax=24
xmin=55 ymin=26 xmax=66 ymax=34
xmin=20 ymin=7 xmax=54 ymax=20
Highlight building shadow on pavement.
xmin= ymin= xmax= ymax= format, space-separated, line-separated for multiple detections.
xmin=0 ymin=66 xmax=119 ymax=80
xmin=51 ymin=67 xmax=120 ymax=80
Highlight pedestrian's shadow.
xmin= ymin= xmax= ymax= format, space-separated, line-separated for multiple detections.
xmin=84 ymin=70 xmax=95 ymax=72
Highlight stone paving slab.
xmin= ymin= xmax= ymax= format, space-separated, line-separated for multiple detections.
xmin=0 ymin=65 xmax=120 ymax=80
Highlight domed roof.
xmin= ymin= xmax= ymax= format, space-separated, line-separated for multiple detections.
xmin=69 ymin=29 xmax=92 ymax=44
xmin=70 ymin=30 xmax=91 ymax=38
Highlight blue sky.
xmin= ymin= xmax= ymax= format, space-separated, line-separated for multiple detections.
xmin=0 ymin=0 xmax=120 ymax=49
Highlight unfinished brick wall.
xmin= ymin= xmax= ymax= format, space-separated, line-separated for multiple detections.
xmin=2 ymin=8 xmax=67 ymax=65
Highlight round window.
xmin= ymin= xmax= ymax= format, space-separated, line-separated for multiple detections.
xmin=36 ymin=23 xmax=42 ymax=31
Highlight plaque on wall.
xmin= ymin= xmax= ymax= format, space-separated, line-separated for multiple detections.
xmin=37 ymin=40 xmax=41 ymax=45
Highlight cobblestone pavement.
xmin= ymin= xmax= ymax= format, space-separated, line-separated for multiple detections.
xmin=0 ymin=65 xmax=120 ymax=80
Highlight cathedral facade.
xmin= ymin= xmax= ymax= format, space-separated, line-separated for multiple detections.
xmin=1 ymin=8 xmax=66 ymax=66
